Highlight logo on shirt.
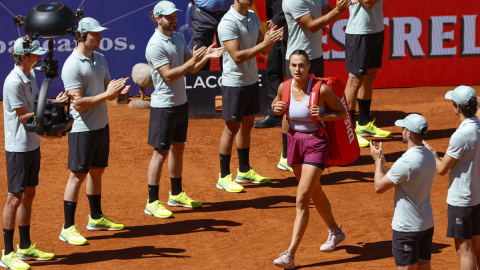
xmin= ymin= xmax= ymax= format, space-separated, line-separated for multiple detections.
xmin=448 ymin=145 xmax=456 ymax=151
xmin=456 ymin=218 xmax=463 ymax=225
xmin=404 ymin=244 xmax=412 ymax=252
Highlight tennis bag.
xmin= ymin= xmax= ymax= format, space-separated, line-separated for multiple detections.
xmin=282 ymin=76 xmax=360 ymax=167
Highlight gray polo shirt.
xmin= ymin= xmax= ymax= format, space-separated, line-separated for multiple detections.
xmin=218 ymin=6 xmax=261 ymax=87
xmin=3 ymin=66 xmax=40 ymax=152
xmin=61 ymin=49 xmax=110 ymax=132
xmin=283 ymin=0 xmax=329 ymax=60
xmin=446 ymin=117 xmax=480 ymax=207
xmin=387 ymin=146 xmax=436 ymax=232
xmin=145 ymin=30 xmax=189 ymax=108
xmin=345 ymin=1 xmax=384 ymax=35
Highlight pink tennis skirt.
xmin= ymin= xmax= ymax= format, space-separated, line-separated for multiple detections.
xmin=287 ymin=128 xmax=330 ymax=168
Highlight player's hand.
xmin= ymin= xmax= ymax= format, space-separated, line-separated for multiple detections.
xmin=192 ymin=45 xmax=208 ymax=63
xmin=273 ymin=101 xmax=287 ymax=115
xmin=335 ymin=0 xmax=352 ymax=12
xmin=370 ymin=141 xmax=383 ymax=163
xmin=267 ymin=20 xmax=279 ymax=31
xmin=205 ymin=44 xmax=224 ymax=59
xmin=263 ymin=28 xmax=284 ymax=46
xmin=106 ymin=78 xmax=130 ymax=100
xmin=55 ymin=91 xmax=71 ymax=103
xmin=309 ymin=105 xmax=322 ymax=118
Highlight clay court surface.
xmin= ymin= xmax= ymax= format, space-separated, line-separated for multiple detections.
xmin=0 ymin=85 xmax=479 ymax=269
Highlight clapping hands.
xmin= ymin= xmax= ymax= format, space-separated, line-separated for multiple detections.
xmin=205 ymin=44 xmax=225 ymax=59
xmin=370 ymin=141 xmax=384 ymax=163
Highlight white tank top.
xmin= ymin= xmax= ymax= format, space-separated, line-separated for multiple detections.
xmin=288 ymin=78 xmax=325 ymax=132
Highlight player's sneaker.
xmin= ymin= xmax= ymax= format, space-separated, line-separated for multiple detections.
xmin=1 ymin=250 xmax=30 ymax=270
xmin=216 ymin=173 xmax=244 ymax=193
xmin=168 ymin=191 xmax=202 ymax=208
xmin=144 ymin=199 xmax=173 ymax=218
xmin=235 ymin=168 xmax=271 ymax=184
xmin=356 ymin=132 xmax=370 ymax=147
xmin=277 ymin=154 xmax=293 ymax=172
xmin=320 ymin=224 xmax=345 ymax=252
xmin=273 ymin=250 xmax=295 ymax=269
xmin=87 ymin=215 xmax=125 ymax=231
xmin=59 ymin=224 xmax=88 ymax=246
xmin=355 ymin=119 xmax=392 ymax=138
xmin=16 ymin=243 xmax=54 ymax=261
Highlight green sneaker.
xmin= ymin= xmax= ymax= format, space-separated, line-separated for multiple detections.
xmin=277 ymin=154 xmax=293 ymax=172
xmin=235 ymin=168 xmax=271 ymax=184
xmin=217 ymin=173 xmax=244 ymax=193
xmin=356 ymin=132 xmax=370 ymax=147
xmin=144 ymin=199 xmax=173 ymax=218
xmin=1 ymin=250 xmax=30 ymax=269
xmin=87 ymin=215 xmax=125 ymax=231
xmin=168 ymin=191 xmax=202 ymax=208
xmin=59 ymin=224 xmax=88 ymax=245
xmin=16 ymin=243 xmax=55 ymax=261
xmin=355 ymin=119 xmax=392 ymax=138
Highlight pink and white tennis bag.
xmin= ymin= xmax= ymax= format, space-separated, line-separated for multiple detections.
xmin=282 ymin=76 xmax=360 ymax=167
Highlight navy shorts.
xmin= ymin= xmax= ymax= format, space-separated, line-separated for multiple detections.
xmin=345 ymin=31 xmax=384 ymax=75
xmin=392 ymin=227 xmax=434 ymax=266
xmin=222 ymin=83 xmax=260 ymax=122
xmin=68 ymin=125 xmax=110 ymax=173
xmin=447 ymin=203 xmax=480 ymax=239
xmin=6 ymin=147 xmax=40 ymax=193
xmin=148 ymin=102 xmax=189 ymax=149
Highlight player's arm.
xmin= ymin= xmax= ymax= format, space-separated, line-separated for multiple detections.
xmin=476 ymin=96 xmax=480 ymax=119
xmin=357 ymin=0 xmax=381 ymax=9
xmin=311 ymin=84 xmax=347 ymax=121
xmin=223 ymin=28 xmax=283 ymax=64
xmin=7 ymin=83 xmax=35 ymax=123
xmin=374 ymin=169 xmax=396 ymax=194
xmin=423 ymin=140 xmax=457 ymax=176
xmin=370 ymin=141 xmax=395 ymax=193
xmin=14 ymin=106 xmax=34 ymax=124
xmin=296 ymin=0 xmax=351 ymax=33
xmin=69 ymin=78 xmax=130 ymax=112
xmin=431 ymin=151 xmax=457 ymax=176
xmin=157 ymin=46 xmax=207 ymax=82
xmin=272 ymin=83 xmax=287 ymax=115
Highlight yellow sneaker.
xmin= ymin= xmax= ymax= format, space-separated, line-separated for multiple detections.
xmin=235 ymin=168 xmax=271 ymax=184
xmin=216 ymin=173 xmax=244 ymax=193
xmin=168 ymin=191 xmax=202 ymax=208
xmin=277 ymin=154 xmax=293 ymax=172
xmin=355 ymin=119 xmax=392 ymax=138
xmin=1 ymin=250 xmax=30 ymax=269
xmin=356 ymin=132 xmax=370 ymax=147
xmin=16 ymin=243 xmax=54 ymax=261
xmin=59 ymin=224 xmax=88 ymax=245
xmin=144 ymin=199 xmax=173 ymax=218
xmin=87 ymin=215 xmax=125 ymax=231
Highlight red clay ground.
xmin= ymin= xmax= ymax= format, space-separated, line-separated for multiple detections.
xmin=0 ymin=85 xmax=478 ymax=269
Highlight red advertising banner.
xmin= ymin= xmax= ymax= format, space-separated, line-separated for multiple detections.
xmin=253 ymin=0 xmax=480 ymax=88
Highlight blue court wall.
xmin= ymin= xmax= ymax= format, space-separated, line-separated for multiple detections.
xmin=0 ymin=0 xmax=194 ymax=101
